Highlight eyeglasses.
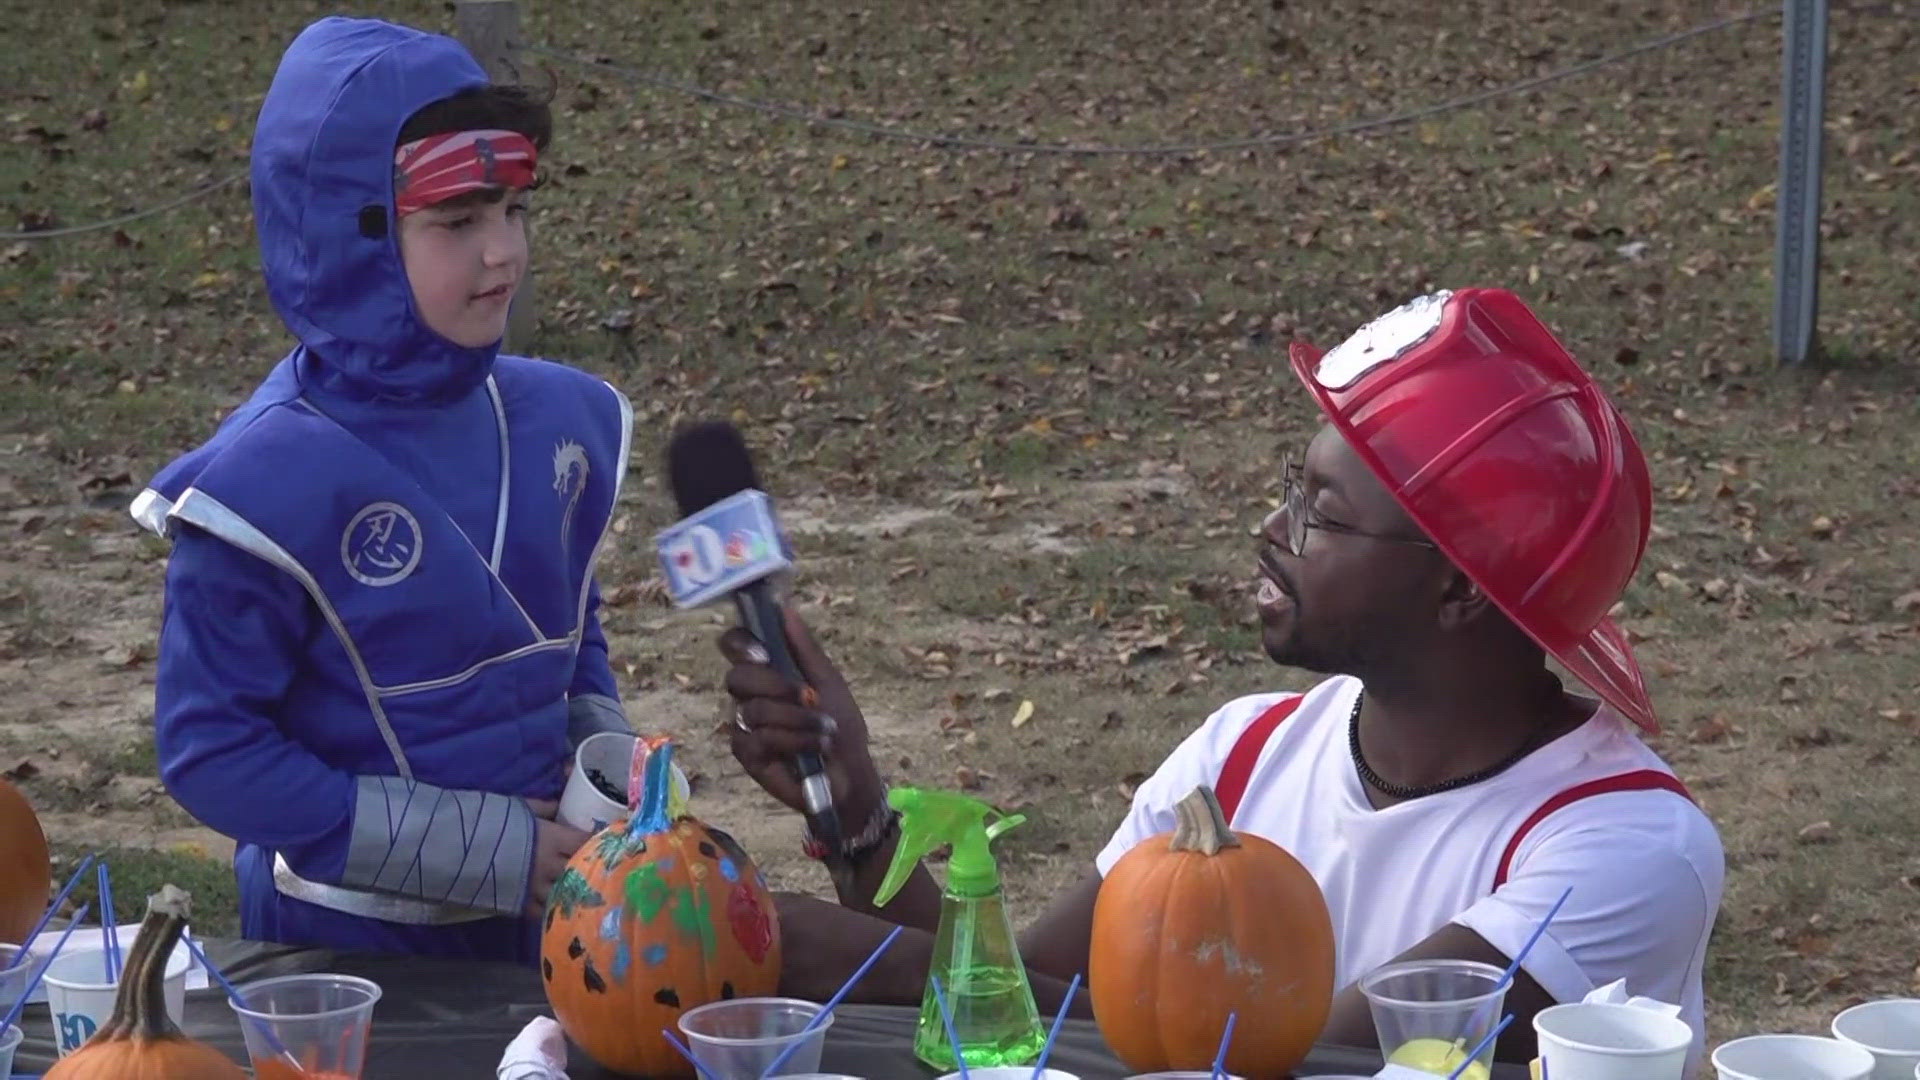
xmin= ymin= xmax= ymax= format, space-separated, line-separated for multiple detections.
xmin=1273 ymin=455 xmax=1441 ymax=557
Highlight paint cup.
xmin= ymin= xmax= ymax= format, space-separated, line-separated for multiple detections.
xmin=1833 ymin=1001 xmax=1920 ymax=1080
xmin=677 ymin=997 xmax=832 ymax=1078
xmin=940 ymin=1060 xmax=1082 ymax=1068
xmin=559 ymin=731 xmax=692 ymax=834
xmin=0 ymin=1021 xmax=21 ymax=1077
xmin=1712 ymin=1034 xmax=1875 ymax=1080
xmin=1531 ymin=1001 xmax=1691 ymax=1080
xmin=1359 ymin=958 xmax=1509 ymax=1080
xmin=938 ymin=1070 xmax=1078 ymax=1080
xmin=44 ymin=943 xmax=191 ymax=1056
xmin=0 ymin=945 xmax=31 ymax=1020
xmin=1125 ymin=1073 xmax=1248 ymax=1079
xmin=228 ymin=973 xmax=381 ymax=1078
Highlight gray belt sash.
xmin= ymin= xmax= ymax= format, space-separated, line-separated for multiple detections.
xmin=272 ymin=854 xmax=498 ymax=926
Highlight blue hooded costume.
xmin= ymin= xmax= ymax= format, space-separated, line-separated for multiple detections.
xmin=130 ymin=17 xmax=633 ymax=961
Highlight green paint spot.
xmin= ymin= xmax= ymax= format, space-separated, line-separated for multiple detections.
xmin=549 ymin=869 xmax=604 ymax=918
xmin=626 ymin=862 xmax=672 ymax=923
xmin=671 ymin=885 xmax=717 ymax=957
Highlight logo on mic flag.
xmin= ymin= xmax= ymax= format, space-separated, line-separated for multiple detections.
xmin=654 ymin=490 xmax=793 ymax=608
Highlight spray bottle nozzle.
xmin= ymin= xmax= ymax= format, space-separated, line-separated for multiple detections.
xmin=873 ymin=787 xmax=1023 ymax=906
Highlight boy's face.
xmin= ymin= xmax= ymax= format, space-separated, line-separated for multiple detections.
xmin=398 ymin=187 xmax=529 ymax=348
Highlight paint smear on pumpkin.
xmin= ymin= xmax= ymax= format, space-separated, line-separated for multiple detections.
xmin=671 ymin=885 xmax=717 ymax=957
xmin=727 ymin=881 xmax=773 ymax=963
xmin=612 ymin=940 xmax=632 ymax=982
xmin=597 ymin=903 xmax=623 ymax=941
xmin=717 ymin=857 xmax=739 ymax=883
xmin=549 ymin=869 xmax=605 ymax=917
xmin=643 ymin=942 xmax=668 ymax=966
xmin=627 ymin=863 xmax=671 ymax=922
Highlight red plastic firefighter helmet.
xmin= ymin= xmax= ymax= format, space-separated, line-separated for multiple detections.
xmin=1289 ymin=288 xmax=1660 ymax=733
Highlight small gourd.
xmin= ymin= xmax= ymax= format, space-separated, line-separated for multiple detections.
xmin=46 ymin=884 xmax=249 ymax=1079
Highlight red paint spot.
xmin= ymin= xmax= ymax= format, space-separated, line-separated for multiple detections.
xmin=728 ymin=883 xmax=773 ymax=964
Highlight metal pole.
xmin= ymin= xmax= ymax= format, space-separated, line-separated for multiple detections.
xmin=453 ymin=0 xmax=539 ymax=353
xmin=1773 ymin=0 xmax=1828 ymax=366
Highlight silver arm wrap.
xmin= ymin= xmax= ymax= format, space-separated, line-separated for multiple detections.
xmin=340 ymin=775 xmax=536 ymax=918
xmin=567 ymin=693 xmax=632 ymax=747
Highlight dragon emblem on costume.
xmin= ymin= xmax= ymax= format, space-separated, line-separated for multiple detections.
xmin=553 ymin=439 xmax=590 ymax=555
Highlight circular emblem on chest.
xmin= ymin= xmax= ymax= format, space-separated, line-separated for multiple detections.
xmin=341 ymin=501 xmax=423 ymax=587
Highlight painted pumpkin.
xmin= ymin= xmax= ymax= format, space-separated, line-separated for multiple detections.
xmin=1090 ymin=784 xmax=1335 ymax=1079
xmin=540 ymin=737 xmax=782 ymax=1078
xmin=45 ymin=884 xmax=249 ymax=1080
xmin=0 ymin=777 xmax=51 ymax=945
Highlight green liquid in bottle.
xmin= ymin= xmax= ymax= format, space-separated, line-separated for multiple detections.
xmin=915 ymin=887 xmax=1046 ymax=1070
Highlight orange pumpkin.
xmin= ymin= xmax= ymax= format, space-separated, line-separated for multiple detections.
xmin=1090 ymin=784 xmax=1335 ymax=1079
xmin=45 ymin=884 xmax=249 ymax=1079
xmin=0 ymin=777 xmax=51 ymax=945
xmin=540 ymin=738 xmax=781 ymax=1078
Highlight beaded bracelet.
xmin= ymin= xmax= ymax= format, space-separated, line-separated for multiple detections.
xmin=802 ymin=798 xmax=901 ymax=866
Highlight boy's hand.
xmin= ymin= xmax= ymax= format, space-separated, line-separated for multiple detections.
xmin=525 ymin=797 xmax=560 ymax=821
xmin=523 ymin=817 xmax=589 ymax=920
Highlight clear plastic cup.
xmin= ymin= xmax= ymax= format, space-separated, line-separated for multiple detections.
xmin=1712 ymin=1034 xmax=1875 ymax=1080
xmin=939 ymin=1070 xmax=1076 ymax=1080
xmin=228 ymin=973 xmax=381 ymax=1078
xmin=1833 ymin=1000 xmax=1920 ymax=1080
xmin=44 ymin=944 xmax=192 ymax=1056
xmin=1359 ymin=958 xmax=1510 ymax=1080
xmin=0 ymin=945 xmax=30 ymax=1020
xmin=677 ymin=997 xmax=832 ymax=1078
xmin=1125 ymin=1073 xmax=1248 ymax=1079
xmin=0 ymin=1022 xmax=21 ymax=1077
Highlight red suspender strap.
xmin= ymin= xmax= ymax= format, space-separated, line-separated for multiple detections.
xmin=1215 ymin=696 xmax=1305 ymax=822
xmin=1492 ymin=769 xmax=1695 ymax=889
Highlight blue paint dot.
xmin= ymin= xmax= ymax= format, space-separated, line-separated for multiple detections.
xmin=718 ymin=857 xmax=739 ymax=883
xmin=612 ymin=941 xmax=631 ymax=982
xmin=643 ymin=943 xmax=668 ymax=967
xmin=598 ymin=905 xmax=623 ymax=941
xmin=657 ymin=855 xmax=676 ymax=872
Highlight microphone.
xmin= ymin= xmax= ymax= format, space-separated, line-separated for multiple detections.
xmin=658 ymin=421 xmax=842 ymax=848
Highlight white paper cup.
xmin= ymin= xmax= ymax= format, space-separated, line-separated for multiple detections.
xmin=1714 ymin=1034 xmax=1875 ymax=1080
xmin=1834 ymin=1000 xmax=1920 ymax=1080
xmin=1532 ymin=1001 xmax=1691 ymax=1080
xmin=558 ymin=731 xmax=692 ymax=833
xmin=43 ymin=943 xmax=191 ymax=1057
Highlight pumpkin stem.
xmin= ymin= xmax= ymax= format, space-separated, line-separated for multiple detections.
xmin=98 ymin=884 xmax=193 ymax=1041
xmin=1169 ymin=786 xmax=1240 ymax=855
xmin=628 ymin=736 xmax=676 ymax=835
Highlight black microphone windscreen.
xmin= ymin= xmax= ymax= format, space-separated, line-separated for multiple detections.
xmin=665 ymin=421 xmax=763 ymax=515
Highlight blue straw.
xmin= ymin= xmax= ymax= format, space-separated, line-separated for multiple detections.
xmin=1028 ymin=973 xmax=1081 ymax=1080
xmin=929 ymin=975 xmax=969 ymax=1080
xmin=1210 ymin=1012 xmax=1237 ymax=1080
xmin=0 ymin=902 xmax=90 ymax=1037
xmin=102 ymin=863 xmax=120 ymax=979
xmin=758 ymin=924 xmax=905 ymax=1079
xmin=661 ymin=1027 xmax=723 ymax=1080
xmin=15 ymin=853 xmax=96 ymax=955
xmin=1445 ymin=1013 xmax=1513 ymax=1080
xmin=185 ymin=936 xmax=300 ymax=1067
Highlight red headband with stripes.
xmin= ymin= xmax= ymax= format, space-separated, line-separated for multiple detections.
xmin=392 ymin=129 xmax=538 ymax=216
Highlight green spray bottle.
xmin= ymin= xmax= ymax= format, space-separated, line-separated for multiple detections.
xmin=873 ymin=786 xmax=1046 ymax=1070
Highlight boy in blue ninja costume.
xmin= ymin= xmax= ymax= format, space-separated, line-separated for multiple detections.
xmin=128 ymin=17 xmax=634 ymax=961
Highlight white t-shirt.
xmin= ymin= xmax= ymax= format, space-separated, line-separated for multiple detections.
xmin=1096 ymin=675 xmax=1724 ymax=1074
